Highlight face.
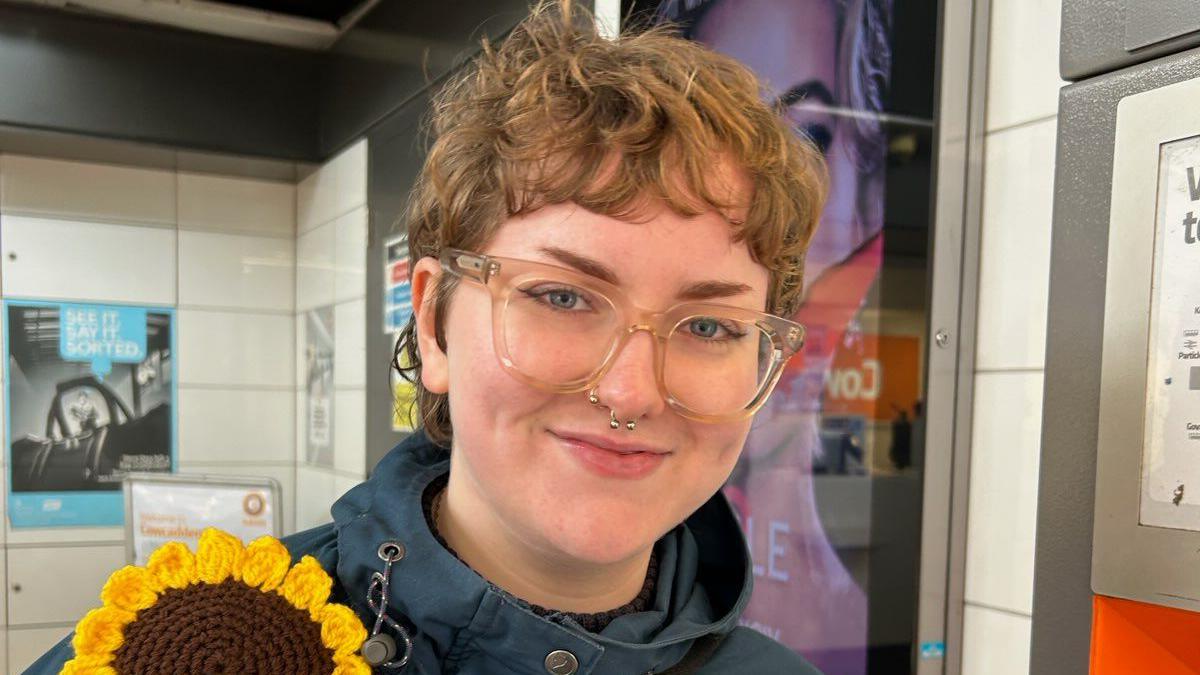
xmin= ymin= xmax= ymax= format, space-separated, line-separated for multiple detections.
xmin=693 ymin=0 xmax=870 ymax=284
xmin=412 ymin=198 xmax=770 ymax=566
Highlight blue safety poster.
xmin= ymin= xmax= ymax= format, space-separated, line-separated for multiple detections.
xmin=3 ymin=300 xmax=176 ymax=527
xmin=383 ymin=233 xmax=413 ymax=334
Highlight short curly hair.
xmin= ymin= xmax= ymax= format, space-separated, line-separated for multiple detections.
xmin=393 ymin=0 xmax=827 ymax=447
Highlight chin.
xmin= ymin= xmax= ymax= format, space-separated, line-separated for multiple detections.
xmin=538 ymin=510 xmax=663 ymax=565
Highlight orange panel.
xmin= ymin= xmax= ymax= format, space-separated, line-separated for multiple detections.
xmin=1091 ymin=595 xmax=1200 ymax=674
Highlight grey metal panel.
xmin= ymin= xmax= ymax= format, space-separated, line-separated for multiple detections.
xmin=318 ymin=0 xmax=530 ymax=159
xmin=0 ymin=3 xmax=322 ymax=161
xmin=911 ymin=0 xmax=992 ymax=670
xmin=1032 ymin=46 xmax=1200 ymax=675
xmin=365 ymin=93 xmax=430 ymax=473
xmin=1124 ymin=0 xmax=1200 ymax=51
xmin=1061 ymin=0 xmax=1200 ymax=81
xmin=1091 ymin=79 xmax=1200 ymax=612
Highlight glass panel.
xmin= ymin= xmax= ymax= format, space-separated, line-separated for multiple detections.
xmin=648 ymin=1 xmax=937 ymax=672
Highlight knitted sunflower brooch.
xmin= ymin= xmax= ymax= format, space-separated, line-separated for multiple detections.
xmin=60 ymin=528 xmax=371 ymax=675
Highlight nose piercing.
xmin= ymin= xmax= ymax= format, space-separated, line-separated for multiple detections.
xmin=590 ymin=388 xmax=636 ymax=431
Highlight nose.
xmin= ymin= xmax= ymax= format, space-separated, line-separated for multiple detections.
xmin=591 ymin=328 xmax=666 ymax=423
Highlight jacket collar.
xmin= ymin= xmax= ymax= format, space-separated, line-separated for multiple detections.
xmin=330 ymin=431 xmax=753 ymax=674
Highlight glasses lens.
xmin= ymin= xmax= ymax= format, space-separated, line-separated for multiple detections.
xmin=663 ymin=315 xmax=775 ymax=417
xmin=502 ymin=276 xmax=620 ymax=386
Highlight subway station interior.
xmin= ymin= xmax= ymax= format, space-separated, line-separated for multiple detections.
xmin=0 ymin=0 xmax=1196 ymax=673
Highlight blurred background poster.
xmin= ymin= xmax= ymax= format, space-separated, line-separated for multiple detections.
xmin=4 ymin=300 xmax=175 ymax=527
xmin=653 ymin=1 xmax=929 ymax=673
xmin=305 ymin=305 xmax=335 ymax=468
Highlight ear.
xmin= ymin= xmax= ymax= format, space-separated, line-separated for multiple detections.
xmin=411 ymin=256 xmax=449 ymax=394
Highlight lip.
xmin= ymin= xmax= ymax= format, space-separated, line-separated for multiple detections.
xmin=549 ymin=429 xmax=671 ymax=480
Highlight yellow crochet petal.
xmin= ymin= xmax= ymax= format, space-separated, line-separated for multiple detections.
xmin=332 ymin=652 xmax=374 ymax=675
xmin=59 ymin=657 xmax=118 ymax=675
xmin=99 ymin=565 xmax=159 ymax=612
xmin=319 ymin=603 xmax=368 ymax=657
xmin=71 ymin=606 xmax=135 ymax=658
xmin=239 ymin=535 xmax=291 ymax=591
xmin=145 ymin=541 xmax=197 ymax=590
xmin=277 ymin=555 xmax=332 ymax=617
xmin=59 ymin=652 xmax=116 ymax=674
xmin=195 ymin=527 xmax=245 ymax=584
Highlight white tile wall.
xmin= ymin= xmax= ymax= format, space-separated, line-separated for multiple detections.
xmin=296 ymin=221 xmax=337 ymax=311
xmin=961 ymin=605 xmax=1033 ymax=675
xmin=335 ymin=299 xmax=367 ymax=388
xmin=296 ymin=141 xmax=368 ymax=233
xmin=0 ymin=155 xmax=175 ymax=226
xmin=178 ymin=388 xmax=295 ymax=464
xmin=8 ymin=627 xmax=69 ymax=674
xmin=334 ymin=207 xmax=369 ymax=304
xmin=334 ymin=389 xmax=366 ymax=476
xmin=178 ymin=230 xmax=295 ymax=312
xmin=1 ymin=215 xmax=176 ymax=305
xmin=295 ymin=138 xmax=370 ymax=534
xmin=177 ymin=172 xmax=296 ymax=237
xmin=178 ymin=309 xmax=294 ymax=387
xmin=965 ymin=0 xmax=1063 ymax=671
xmin=295 ymin=465 xmax=338 ymax=531
xmin=965 ymin=372 xmax=1044 ymax=614
xmin=976 ymin=120 xmax=1057 ymax=371
xmin=986 ymin=0 xmax=1064 ymax=131
xmin=6 ymin=544 xmax=125 ymax=625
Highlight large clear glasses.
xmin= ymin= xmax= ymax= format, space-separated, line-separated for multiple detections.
xmin=440 ymin=248 xmax=806 ymax=424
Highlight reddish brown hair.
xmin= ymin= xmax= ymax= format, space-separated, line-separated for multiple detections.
xmin=393 ymin=0 xmax=827 ymax=446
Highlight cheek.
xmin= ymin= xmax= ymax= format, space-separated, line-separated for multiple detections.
xmin=679 ymin=419 xmax=752 ymax=494
xmin=442 ymin=287 xmax=558 ymax=469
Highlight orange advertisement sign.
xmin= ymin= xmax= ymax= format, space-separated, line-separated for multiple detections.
xmin=823 ymin=334 xmax=921 ymax=420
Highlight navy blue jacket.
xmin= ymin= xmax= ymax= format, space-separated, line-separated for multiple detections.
xmin=25 ymin=432 xmax=820 ymax=674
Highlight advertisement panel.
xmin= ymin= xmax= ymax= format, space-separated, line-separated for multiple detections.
xmin=4 ymin=300 xmax=176 ymax=527
xmin=656 ymin=1 xmax=904 ymax=671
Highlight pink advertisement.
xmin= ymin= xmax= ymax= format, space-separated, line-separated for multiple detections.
xmin=656 ymin=1 xmax=899 ymax=673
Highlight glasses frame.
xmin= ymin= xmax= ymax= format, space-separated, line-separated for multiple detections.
xmin=440 ymin=248 xmax=806 ymax=424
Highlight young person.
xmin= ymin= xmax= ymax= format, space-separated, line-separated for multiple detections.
xmin=27 ymin=2 xmax=827 ymax=672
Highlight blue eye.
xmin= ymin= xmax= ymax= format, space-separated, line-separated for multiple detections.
xmin=547 ymin=290 xmax=579 ymax=309
xmin=520 ymin=285 xmax=594 ymax=312
xmin=690 ymin=318 xmax=721 ymax=338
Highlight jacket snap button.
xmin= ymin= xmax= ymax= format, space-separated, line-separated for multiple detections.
xmin=544 ymin=649 xmax=580 ymax=674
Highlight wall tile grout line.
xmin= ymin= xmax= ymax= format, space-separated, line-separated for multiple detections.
xmin=964 ymin=599 xmax=1034 ymax=620
xmin=984 ymin=112 xmax=1059 ymax=138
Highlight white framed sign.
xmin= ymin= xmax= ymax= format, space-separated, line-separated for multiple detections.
xmin=1140 ymin=134 xmax=1200 ymax=530
xmin=123 ymin=473 xmax=282 ymax=565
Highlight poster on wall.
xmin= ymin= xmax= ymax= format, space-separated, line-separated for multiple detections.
xmin=305 ymin=305 xmax=335 ymax=468
xmin=383 ymin=233 xmax=413 ymax=334
xmin=656 ymin=0 xmax=899 ymax=671
xmin=384 ymin=232 xmax=418 ymax=432
xmin=4 ymin=300 xmax=175 ymax=528
xmin=1139 ymin=134 xmax=1200 ymax=530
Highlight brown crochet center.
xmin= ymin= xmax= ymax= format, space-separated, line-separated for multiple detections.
xmin=111 ymin=579 xmax=335 ymax=675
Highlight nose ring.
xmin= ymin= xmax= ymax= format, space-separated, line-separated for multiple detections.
xmin=589 ymin=388 xmax=636 ymax=431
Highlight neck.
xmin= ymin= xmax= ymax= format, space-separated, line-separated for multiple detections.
xmin=435 ymin=467 xmax=652 ymax=614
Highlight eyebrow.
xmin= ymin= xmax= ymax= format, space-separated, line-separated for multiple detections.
xmin=539 ymin=246 xmax=755 ymax=302
xmin=775 ymin=80 xmax=835 ymax=109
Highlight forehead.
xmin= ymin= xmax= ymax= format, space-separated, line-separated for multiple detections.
xmin=482 ymin=200 xmax=769 ymax=304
